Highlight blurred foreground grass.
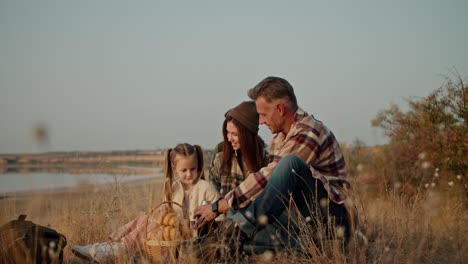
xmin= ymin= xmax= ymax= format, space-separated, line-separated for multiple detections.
xmin=1 ymin=171 xmax=466 ymax=263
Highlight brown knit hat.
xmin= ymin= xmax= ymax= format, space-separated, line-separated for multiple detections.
xmin=225 ymin=101 xmax=259 ymax=134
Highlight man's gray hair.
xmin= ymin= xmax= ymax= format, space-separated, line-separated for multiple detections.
xmin=248 ymin=76 xmax=298 ymax=111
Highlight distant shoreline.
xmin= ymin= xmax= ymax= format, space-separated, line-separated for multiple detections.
xmin=0 ymin=164 xmax=160 ymax=175
xmin=0 ymin=150 xmax=165 ymax=166
xmin=0 ymin=150 xmax=213 ymax=198
xmin=0 ymin=149 xmax=216 ymax=175
xmin=0 ymin=172 xmax=164 ymax=199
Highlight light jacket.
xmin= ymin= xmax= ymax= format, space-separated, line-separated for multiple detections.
xmin=171 ymin=178 xmax=220 ymax=222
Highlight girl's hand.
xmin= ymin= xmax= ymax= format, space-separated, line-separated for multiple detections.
xmin=193 ymin=204 xmax=217 ymax=229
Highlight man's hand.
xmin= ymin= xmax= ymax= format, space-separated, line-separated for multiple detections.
xmin=193 ymin=203 xmax=217 ymax=229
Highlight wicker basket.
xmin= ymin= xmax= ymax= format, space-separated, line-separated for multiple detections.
xmin=144 ymin=239 xmax=180 ymax=263
xmin=143 ymin=201 xmax=190 ymax=263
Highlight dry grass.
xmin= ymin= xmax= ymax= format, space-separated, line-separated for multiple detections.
xmin=0 ymin=177 xmax=162 ymax=263
xmin=1 ymin=175 xmax=467 ymax=264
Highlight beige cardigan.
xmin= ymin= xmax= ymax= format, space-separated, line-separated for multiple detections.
xmin=171 ymin=179 xmax=220 ymax=222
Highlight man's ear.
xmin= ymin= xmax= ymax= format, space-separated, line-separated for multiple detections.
xmin=277 ymin=103 xmax=286 ymax=116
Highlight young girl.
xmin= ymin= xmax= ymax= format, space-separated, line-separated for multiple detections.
xmin=72 ymin=143 xmax=220 ymax=263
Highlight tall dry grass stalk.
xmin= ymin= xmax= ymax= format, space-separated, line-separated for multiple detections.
xmin=1 ymin=174 xmax=467 ymax=263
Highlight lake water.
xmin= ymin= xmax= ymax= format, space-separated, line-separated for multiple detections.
xmin=0 ymin=169 xmax=163 ymax=195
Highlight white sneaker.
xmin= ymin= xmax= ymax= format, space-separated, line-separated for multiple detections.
xmin=72 ymin=242 xmax=124 ymax=263
xmin=72 ymin=244 xmax=94 ymax=261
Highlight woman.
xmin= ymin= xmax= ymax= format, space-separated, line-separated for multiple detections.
xmin=208 ymin=100 xmax=268 ymax=207
xmin=196 ymin=101 xmax=284 ymax=257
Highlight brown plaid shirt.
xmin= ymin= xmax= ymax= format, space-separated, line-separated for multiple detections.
xmin=225 ymin=108 xmax=350 ymax=210
xmin=209 ymin=150 xmax=268 ymax=198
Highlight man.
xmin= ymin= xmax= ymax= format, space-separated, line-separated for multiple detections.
xmin=195 ymin=76 xmax=353 ymax=255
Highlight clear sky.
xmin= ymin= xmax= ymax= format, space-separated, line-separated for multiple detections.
xmin=1 ymin=0 xmax=467 ymax=153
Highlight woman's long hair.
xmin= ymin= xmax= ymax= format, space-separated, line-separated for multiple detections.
xmin=221 ymin=116 xmax=265 ymax=177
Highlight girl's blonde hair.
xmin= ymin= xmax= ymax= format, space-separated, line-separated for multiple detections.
xmin=163 ymin=143 xmax=204 ymax=203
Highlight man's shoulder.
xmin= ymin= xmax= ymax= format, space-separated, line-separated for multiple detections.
xmin=295 ymin=114 xmax=330 ymax=136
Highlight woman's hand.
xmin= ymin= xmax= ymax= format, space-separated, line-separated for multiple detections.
xmin=194 ymin=204 xmax=217 ymax=229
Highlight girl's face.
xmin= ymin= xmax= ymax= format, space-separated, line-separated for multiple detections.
xmin=173 ymin=154 xmax=199 ymax=188
xmin=226 ymin=121 xmax=240 ymax=150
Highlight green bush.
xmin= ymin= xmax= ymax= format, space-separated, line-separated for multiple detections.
xmin=371 ymin=73 xmax=467 ymax=197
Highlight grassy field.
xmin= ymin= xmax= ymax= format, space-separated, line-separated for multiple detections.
xmin=1 ymin=168 xmax=466 ymax=263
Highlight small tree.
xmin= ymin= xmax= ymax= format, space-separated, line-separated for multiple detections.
xmin=372 ymin=72 xmax=467 ymax=193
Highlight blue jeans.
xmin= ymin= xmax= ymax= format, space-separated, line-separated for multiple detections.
xmin=230 ymin=154 xmax=349 ymax=247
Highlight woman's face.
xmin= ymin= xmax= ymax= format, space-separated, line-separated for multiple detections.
xmin=226 ymin=121 xmax=240 ymax=150
xmin=173 ymin=155 xmax=199 ymax=188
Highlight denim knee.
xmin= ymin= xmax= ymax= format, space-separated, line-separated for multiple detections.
xmin=270 ymin=154 xmax=302 ymax=181
xmin=276 ymin=154 xmax=309 ymax=175
xmin=279 ymin=154 xmax=301 ymax=166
